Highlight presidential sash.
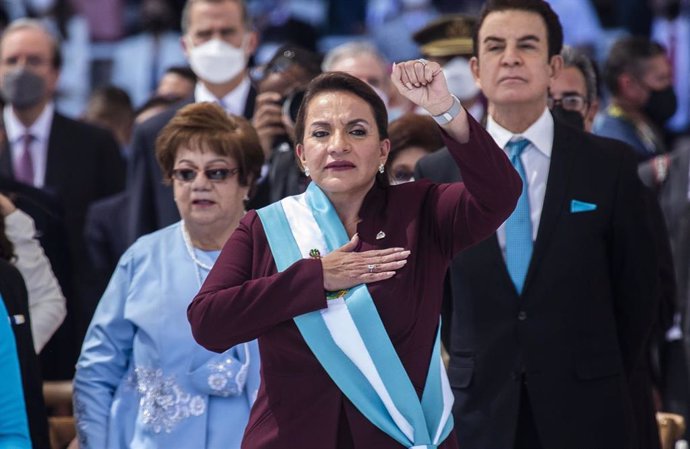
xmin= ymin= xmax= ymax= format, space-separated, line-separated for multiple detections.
xmin=256 ymin=183 xmax=454 ymax=449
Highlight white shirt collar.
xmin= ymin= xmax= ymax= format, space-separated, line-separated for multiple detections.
xmin=486 ymin=107 xmax=554 ymax=158
xmin=194 ymin=76 xmax=251 ymax=116
xmin=4 ymin=102 xmax=55 ymax=144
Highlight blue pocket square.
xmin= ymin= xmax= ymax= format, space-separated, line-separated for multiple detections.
xmin=570 ymin=199 xmax=597 ymax=213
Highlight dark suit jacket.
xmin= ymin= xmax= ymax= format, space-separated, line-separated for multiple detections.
xmin=126 ymin=88 xmax=256 ymax=246
xmin=0 ymin=111 xmax=126 ymax=379
xmin=639 ymin=141 xmax=690 ymax=422
xmin=0 ymin=259 xmax=50 ymax=449
xmin=265 ymin=140 xmax=308 ymax=204
xmin=83 ymin=190 xmax=130 ymax=310
xmin=416 ymin=119 xmax=658 ymax=449
xmin=639 ymin=141 xmax=690 ymax=328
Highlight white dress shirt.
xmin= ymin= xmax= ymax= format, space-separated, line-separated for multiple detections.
xmin=193 ymin=76 xmax=252 ymax=117
xmin=4 ymin=209 xmax=66 ymax=353
xmin=4 ymin=103 xmax=55 ymax=188
xmin=487 ymin=107 xmax=554 ymax=254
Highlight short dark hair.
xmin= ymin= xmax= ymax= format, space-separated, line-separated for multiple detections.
xmin=473 ymin=0 xmax=563 ymax=60
xmin=293 ymin=72 xmax=389 ymax=185
xmin=156 ymin=102 xmax=264 ymax=190
xmin=181 ymin=0 xmax=251 ymax=35
xmin=386 ymin=113 xmax=443 ymax=170
xmin=294 ymin=72 xmax=388 ymax=145
xmin=561 ymin=46 xmax=599 ymax=103
xmin=164 ymin=65 xmax=197 ymax=84
xmin=83 ymin=86 xmax=134 ymax=128
xmin=264 ymin=44 xmax=322 ymax=82
xmin=602 ymin=37 xmax=666 ymax=96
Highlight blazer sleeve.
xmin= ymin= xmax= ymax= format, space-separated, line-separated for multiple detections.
xmin=609 ymin=148 xmax=659 ymax=373
xmin=5 ymin=209 xmax=66 ymax=352
xmin=73 ymin=250 xmax=137 ymax=449
xmin=188 ymin=213 xmax=328 ymax=352
xmin=0 ymin=300 xmax=31 ymax=448
xmin=426 ymin=116 xmax=521 ymax=258
xmin=95 ymin=128 xmax=126 ymax=197
xmin=126 ymin=123 xmax=157 ymax=245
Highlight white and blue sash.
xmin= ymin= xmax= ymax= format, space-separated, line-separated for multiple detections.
xmin=256 ymin=183 xmax=454 ymax=449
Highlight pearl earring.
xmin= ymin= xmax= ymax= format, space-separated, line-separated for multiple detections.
xmin=304 ymin=166 xmax=311 ymax=177
xmin=378 ymin=163 xmax=385 ymax=174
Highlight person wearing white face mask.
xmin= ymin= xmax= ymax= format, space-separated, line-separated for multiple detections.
xmin=127 ymin=0 xmax=259 ymax=246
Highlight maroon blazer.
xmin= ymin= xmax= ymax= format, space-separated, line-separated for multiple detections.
xmin=188 ymin=117 xmax=521 ymax=449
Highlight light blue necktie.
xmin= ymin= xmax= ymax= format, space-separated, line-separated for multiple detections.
xmin=505 ymin=138 xmax=532 ymax=294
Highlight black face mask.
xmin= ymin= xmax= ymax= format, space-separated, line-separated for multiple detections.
xmin=644 ymin=86 xmax=677 ymax=127
xmin=551 ymin=106 xmax=585 ymax=131
xmin=661 ymin=0 xmax=682 ymax=20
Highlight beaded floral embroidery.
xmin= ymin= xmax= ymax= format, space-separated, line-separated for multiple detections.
xmin=131 ymin=367 xmax=205 ymax=434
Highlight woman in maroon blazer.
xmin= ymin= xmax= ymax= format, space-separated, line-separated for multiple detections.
xmin=188 ymin=61 xmax=521 ymax=448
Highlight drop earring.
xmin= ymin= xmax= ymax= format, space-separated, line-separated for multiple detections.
xmin=304 ymin=166 xmax=311 ymax=177
xmin=378 ymin=163 xmax=384 ymax=174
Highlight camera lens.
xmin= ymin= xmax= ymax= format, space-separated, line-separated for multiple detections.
xmin=282 ymin=89 xmax=306 ymax=126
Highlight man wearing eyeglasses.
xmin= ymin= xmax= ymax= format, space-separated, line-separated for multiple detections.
xmin=548 ymin=46 xmax=599 ymax=132
xmin=127 ymin=0 xmax=258 ymax=246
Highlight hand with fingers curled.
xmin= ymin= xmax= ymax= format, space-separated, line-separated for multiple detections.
xmin=320 ymin=234 xmax=411 ymax=292
xmin=391 ymin=59 xmax=454 ymax=115
xmin=391 ymin=59 xmax=470 ymax=141
xmin=251 ymin=91 xmax=288 ymax=158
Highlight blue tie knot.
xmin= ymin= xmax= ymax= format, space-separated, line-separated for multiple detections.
xmin=506 ymin=138 xmax=530 ymax=159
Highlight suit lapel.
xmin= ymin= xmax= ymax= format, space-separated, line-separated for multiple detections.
xmin=243 ymin=85 xmax=257 ymax=119
xmin=522 ymin=122 xmax=575 ymax=293
xmin=0 ymin=139 xmax=13 ymax=178
xmin=44 ymin=112 xmax=64 ymax=189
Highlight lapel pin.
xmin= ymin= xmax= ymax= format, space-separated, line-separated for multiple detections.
xmin=376 ymin=231 xmax=386 ymax=240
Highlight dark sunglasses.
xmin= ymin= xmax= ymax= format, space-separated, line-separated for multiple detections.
xmin=170 ymin=167 xmax=240 ymax=183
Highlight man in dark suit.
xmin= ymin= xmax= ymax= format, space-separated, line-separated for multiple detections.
xmin=127 ymin=0 xmax=258 ymax=245
xmin=415 ymin=1 xmax=657 ymax=448
xmin=639 ymin=140 xmax=690 ymax=437
xmin=0 ymin=18 xmax=126 ymax=379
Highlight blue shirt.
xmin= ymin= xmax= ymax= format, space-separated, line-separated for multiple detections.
xmin=0 ymin=297 xmax=31 ymax=448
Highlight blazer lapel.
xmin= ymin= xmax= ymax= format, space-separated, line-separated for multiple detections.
xmin=521 ymin=122 xmax=575 ymax=293
xmin=243 ymin=85 xmax=257 ymax=119
xmin=44 ymin=112 xmax=64 ymax=189
xmin=0 ymin=139 xmax=13 ymax=178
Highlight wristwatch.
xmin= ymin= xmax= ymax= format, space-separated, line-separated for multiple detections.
xmin=431 ymin=95 xmax=462 ymax=125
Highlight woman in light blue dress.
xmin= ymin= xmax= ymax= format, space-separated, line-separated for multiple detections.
xmin=73 ymin=103 xmax=264 ymax=449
